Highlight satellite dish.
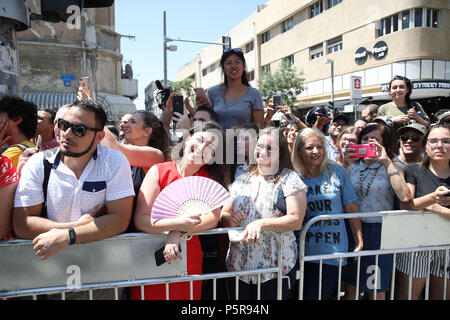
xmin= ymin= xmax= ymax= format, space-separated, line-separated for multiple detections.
xmin=122 ymin=64 xmax=133 ymax=79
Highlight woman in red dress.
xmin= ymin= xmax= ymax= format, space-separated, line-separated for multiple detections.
xmin=0 ymin=154 xmax=19 ymax=239
xmin=131 ymin=121 xmax=228 ymax=300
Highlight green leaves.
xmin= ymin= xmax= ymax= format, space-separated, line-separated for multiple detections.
xmin=257 ymin=59 xmax=305 ymax=109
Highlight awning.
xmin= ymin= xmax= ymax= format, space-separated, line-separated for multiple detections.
xmin=96 ymin=93 xmax=136 ymax=123
xmin=22 ymin=91 xmax=137 ymax=124
xmin=22 ymin=92 xmax=77 ymax=111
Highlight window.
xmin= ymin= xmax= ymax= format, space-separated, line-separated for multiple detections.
xmin=328 ymin=0 xmax=342 ymax=9
xmin=327 ymin=36 xmax=342 ymax=54
xmin=284 ymin=55 xmax=294 ymax=67
xmin=245 ymin=41 xmax=254 ymax=53
xmin=282 ymin=17 xmax=294 ymax=33
xmin=402 ymin=10 xmax=410 ymax=29
xmin=414 ymin=8 xmax=423 ymax=27
xmin=426 ymin=8 xmax=439 ymax=28
xmin=310 ymin=1 xmax=323 ymax=18
xmin=261 ymin=31 xmax=270 ymax=44
xmin=385 ymin=16 xmax=392 ymax=34
xmin=247 ymin=71 xmax=255 ymax=82
xmin=202 ymin=69 xmax=207 ymax=77
xmin=393 ymin=14 xmax=398 ymax=32
xmin=310 ymin=43 xmax=323 ymax=60
xmin=378 ymin=8 xmax=439 ymax=37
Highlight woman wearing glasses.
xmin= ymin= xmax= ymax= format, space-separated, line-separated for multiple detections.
xmin=335 ymin=126 xmax=359 ymax=174
xmin=195 ymin=48 xmax=266 ymax=130
xmin=378 ymin=76 xmax=429 ymax=131
xmin=342 ymin=123 xmax=412 ymax=300
xmin=221 ymin=127 xmax=307 ymax=300
xmin=396 ymin=124 xmax=450 ymax=300
xmin=291 ymin=128 xmax=362 ymax=300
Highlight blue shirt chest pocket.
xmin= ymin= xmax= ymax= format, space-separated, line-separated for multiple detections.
xmin=82 ymin=181 xmax=107 ymax=193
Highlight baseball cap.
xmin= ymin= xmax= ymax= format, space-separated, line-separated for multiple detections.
xmin=332 ymin=113 xmax=349 ymax=125
xmin=437 ymin=111 xmax=450 ymax=121
xmin=373 ymin=116 xmax=393 ymax=127
xmin=397 ymin=123 xmax=428 ymax=136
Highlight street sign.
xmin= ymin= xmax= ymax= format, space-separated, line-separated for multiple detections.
xmin=61 ymin=74 xmax=75 ymax=81
xmin=350 ymin=76 xmax=362 ymax=99
xmin=63 ymin=80 xmax=72 ymax=87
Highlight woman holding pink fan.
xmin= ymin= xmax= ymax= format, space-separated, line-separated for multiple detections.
xmin=132 ymin=121 xmax=228 ymax=300
xmin=220 ymin=127 xmax=307 ymax=300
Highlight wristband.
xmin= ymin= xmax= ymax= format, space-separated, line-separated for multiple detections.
xmin=388 ymin=170 xmax=400 ymax=177
xmin=68 ymin=228 xmax=76 ymax=245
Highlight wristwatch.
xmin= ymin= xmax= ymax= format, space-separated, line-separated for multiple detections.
xmin=68 ymin=228 xmax=76 ymax=245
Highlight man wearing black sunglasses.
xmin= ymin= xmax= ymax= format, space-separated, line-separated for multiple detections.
xmin=13 ymin=100 xmax=134 ymax=272
xmin=394 ymin=123 xmax=428 ymax=168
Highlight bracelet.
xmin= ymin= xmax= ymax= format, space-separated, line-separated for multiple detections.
xmin=68 ymin=228 xmax=76 ymax=245
xmin=388 ymin=170 xmax=400 ymax=177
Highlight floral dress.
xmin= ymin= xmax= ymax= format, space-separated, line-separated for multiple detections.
xmin=226 ymin=168 xmax=306 ymax=284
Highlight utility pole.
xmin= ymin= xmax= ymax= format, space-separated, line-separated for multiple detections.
xmin=0 ymin=0 xmax=30 ymax=97
xmin=163 ymin=11 xmax=168 ymax=86
xmin=163 ymin=11 xmax=231 ymax=88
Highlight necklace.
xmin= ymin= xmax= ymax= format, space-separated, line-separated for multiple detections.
xmin=359 ymin=166 xmax=379 ymax=198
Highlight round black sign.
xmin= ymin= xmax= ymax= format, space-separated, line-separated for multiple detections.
xmin=354 ymin=47 xmax=369 ymax=65
xmin=373 ymin=41 xmax=388 ymax=60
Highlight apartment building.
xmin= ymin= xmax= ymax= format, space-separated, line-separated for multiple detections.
xmin=175 ymin=0 xmax=450 ymax=120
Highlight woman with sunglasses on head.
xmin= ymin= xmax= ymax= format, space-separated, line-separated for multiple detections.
xmin=342 ymin=123 xmax=412 ymax=300
xmin=396 ymin=124 xmax=450 ymax=300
xmin=100 ymin=111 xmax=169 ymax=235
xmin=195 ymin=48 xmax=266 ymax=130
xmin=291 ymin=128 xmax=362 ymax=300
xmin=221 ymin=127 xmax=307 ymax=300
xmin=378 ymin=76 xmax=430 ymax=131
xmin=131 ymin=121 xmax=228 ymax=300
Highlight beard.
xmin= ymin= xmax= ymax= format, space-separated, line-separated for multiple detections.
xmin=60 ymin=135 xmax=96 ymax=158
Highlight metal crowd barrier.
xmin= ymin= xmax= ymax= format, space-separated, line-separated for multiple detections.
xmin=297 ymin=210 xmax=450 ymax=300
xmin=1 ymin=211 xmax=448 ymax=300
xmin=0 ymin=228 xmax=284 ymax=300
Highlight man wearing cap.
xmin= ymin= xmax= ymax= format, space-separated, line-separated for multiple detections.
xmin=435 ymin=109 xmax=450 ymax=126
xmin=325 ymin=113 xmax=349 ymax=161
xmin=394 ymin=123 xmax=428 ymax=168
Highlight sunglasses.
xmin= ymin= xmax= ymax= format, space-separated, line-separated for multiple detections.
xmin=400 ymin=135 xmax=421 ymax=142
xmin=57 ymin=119 xmax=102 ymax=137
xmin=440 ymin=118 xmax=450 ymax=124
xmin=223 ymin=48 xmax=243 ymax=54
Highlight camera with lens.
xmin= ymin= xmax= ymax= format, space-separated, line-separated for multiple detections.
xmin=155 ymin=80 xmax=172 ymax=109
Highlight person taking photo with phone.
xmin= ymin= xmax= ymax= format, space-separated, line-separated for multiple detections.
xmin=342 ymin=123 xmax=412 ymax=300
xmin=195 ymin=48 xmax=266 ymax=130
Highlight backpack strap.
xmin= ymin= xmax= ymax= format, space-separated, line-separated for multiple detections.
xmin=41 ymin=159 xmax=53 ymax=219
xmin=40 ymin=148 xmax=59 ymax=218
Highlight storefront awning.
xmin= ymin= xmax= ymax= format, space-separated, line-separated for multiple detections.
xmin=96 ymin=93 xmax=136 ymax=123
xmin=22 ymin=91 xmax=137 ymax=124
xmin=22 ymin=92 xmax=77 ymax=111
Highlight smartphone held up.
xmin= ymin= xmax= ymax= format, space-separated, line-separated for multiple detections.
xmin=347 ymin=144 xmax=377 ymax=159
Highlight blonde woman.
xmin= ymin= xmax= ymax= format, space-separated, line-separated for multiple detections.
xmin=291 ymin=128 xmax=362 ymax=300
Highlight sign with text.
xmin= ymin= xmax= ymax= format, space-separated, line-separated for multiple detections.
xmin=350 ymin=76 xmax=362 ymax=99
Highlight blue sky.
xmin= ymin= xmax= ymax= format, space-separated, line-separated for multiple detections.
xmin=115 ymin=0 xmax=267 ymax=109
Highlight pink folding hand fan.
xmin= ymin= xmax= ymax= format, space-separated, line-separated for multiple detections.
xmin=151 ymin=176 xmax=231 ymax=222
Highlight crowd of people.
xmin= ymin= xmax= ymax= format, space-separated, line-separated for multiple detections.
xmin=1 ymin=48 xmax=449 ymax=301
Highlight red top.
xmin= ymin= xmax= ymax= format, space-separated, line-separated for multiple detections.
xmin=131 ymin=161 xmax=209 ymax=300
xmin=0 ymin=155 xmax=19 ymax=188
